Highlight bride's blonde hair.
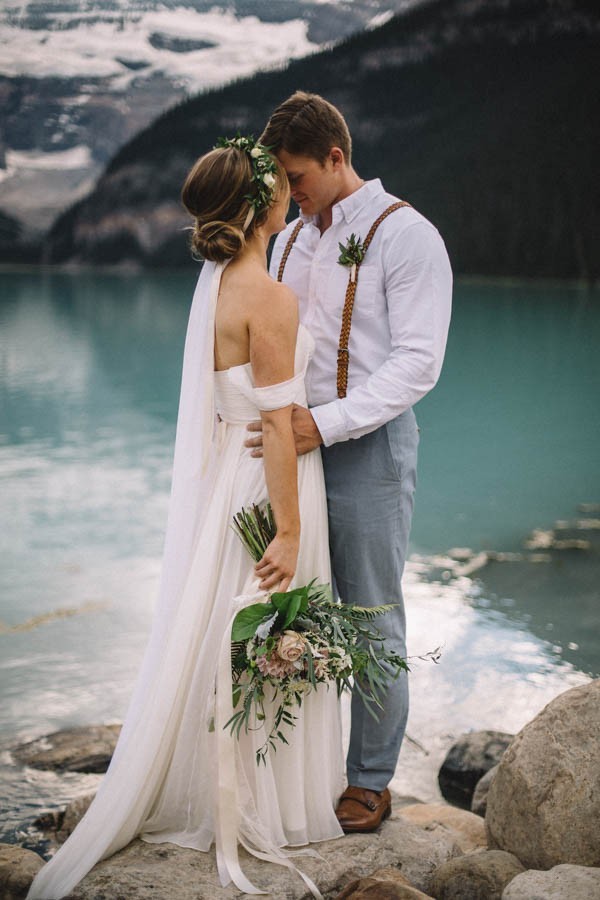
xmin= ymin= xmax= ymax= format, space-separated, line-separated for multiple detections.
xmin=181 ymin=144 xmax=286 ymax=262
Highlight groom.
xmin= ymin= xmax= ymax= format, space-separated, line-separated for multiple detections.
xmin=247 ymin=91 xmax=452 ymax=832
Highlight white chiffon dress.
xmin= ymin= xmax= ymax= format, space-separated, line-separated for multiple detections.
xmin=25 ymin=262 xmax=345 ymax=900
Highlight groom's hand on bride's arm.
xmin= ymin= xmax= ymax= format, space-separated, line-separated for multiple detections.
xmin=245 ymin=405 xmax=323 ymax=457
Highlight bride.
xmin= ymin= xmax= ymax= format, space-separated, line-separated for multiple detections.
xmin=25 ymin=137 xmax=345 ymax=900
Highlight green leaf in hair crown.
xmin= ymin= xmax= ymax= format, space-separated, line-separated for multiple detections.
xmin=214 ymin=133 xmax=277 ymax=214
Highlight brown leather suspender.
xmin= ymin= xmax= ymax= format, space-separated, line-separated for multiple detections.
xmin=277 ymin=201 xmax=411 ymax=398
xmin=277 ymin=220 xmax=304 ymax=283
xmin=336 ymin=201 xmax=411 ymax=397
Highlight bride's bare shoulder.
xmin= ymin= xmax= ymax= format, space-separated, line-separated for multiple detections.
xmin=246 ymin=270 xmax=298 ymax=326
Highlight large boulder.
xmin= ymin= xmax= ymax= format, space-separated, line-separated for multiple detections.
xmin=438 ymin=731 xmax=513 ymax=808
xmin=471 ymin=765 xmax=498 ymax=817
xmin=0 ymin=844 xmax=44 ymax=900
xmin=400 ymin=803 xmax=487 ymax=852
xmin=59 ymin=802 xmax=462 ymax=898
xmin=486 ymin=679 xmax=600 ymax=869
xmin=502 ymin=864 xmax=600 ymax=899
xmin=12 ymin=724 xmax=121 ymax=773
xmin=430 ymin=849 xmax=525 ymax=900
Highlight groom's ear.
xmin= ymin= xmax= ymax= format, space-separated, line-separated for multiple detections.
xmin=329 ymin=147 xmax=345 ymax=170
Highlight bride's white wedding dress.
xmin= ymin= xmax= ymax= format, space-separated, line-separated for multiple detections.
xmin=26 ymin=261 xmax=345 ymax=900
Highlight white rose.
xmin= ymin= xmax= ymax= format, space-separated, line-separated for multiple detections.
xmin=263 ymin=172 xmax=276 ymax=189
xmin=250 ymin=147 xmax=262 ymax=158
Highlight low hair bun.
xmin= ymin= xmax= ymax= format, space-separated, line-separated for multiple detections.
xmin=191 ymin=219 xmax=246 ymax=262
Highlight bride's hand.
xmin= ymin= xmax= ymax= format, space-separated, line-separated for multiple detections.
xmin=255 ymin=534 xmax=299 ymax=592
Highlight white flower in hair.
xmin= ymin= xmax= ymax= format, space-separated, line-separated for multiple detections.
xmin=214 ymin=133 xmax=278 ymax=214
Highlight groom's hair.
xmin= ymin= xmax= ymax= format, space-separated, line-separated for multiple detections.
xmin=260 ymin=91 xmax=352 ymax=165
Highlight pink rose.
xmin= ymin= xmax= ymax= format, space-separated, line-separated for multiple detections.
xmin=256 ymin=652 xmax=296 ymax=678
xmin=276 ymin=630 xmax=306 ymax=663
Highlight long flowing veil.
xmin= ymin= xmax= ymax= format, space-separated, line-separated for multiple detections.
xmin=25 ymin=260 xmax=226 ymax=898
xmin=111 ymin=259 xmax=223 ymax=763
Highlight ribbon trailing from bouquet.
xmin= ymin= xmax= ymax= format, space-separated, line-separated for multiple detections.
xmin=214 ymin=590 xmax=324 ymax=900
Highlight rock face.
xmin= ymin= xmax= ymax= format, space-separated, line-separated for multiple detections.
xmin=54 ymin=808 xmax=461 ymax=899
xmin=438 ymin=731 xmax=513 ymax=809
xmin=486 ymin=679 xmax=600 ymax=869
xmin=430 ymin=849 xmax=525 ymax=900
xmin=12 ymin=724 xmax=121 ymax=773
xmin=0 ymin=844 xmax=44 ymax=900
xmin=400 ymin=804 xmax=487 ymax=853
xmin=471 ymin=765 xmax=498 ymax=817
xmin=502 ymin=864 xmax=600 ymax=899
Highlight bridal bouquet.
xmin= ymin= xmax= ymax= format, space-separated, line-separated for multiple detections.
xmin=227 ymin=503 xmax=416 ymax=764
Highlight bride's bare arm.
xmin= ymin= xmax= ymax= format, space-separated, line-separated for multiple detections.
xmin=248 ymin=280 xmax=300 ymax=592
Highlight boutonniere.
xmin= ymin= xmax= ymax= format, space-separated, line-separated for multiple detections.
xmin=338 ymin=233 xmax=365 ymax=283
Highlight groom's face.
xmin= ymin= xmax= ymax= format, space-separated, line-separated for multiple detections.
xmin=276 ymin=149 xmax=340 ymax=218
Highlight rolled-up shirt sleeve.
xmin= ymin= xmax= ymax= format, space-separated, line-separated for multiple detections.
xmin=311 ymin=221 xmax=452 ymax=446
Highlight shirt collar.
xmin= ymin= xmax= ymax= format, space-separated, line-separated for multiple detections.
xmin=298 ymin=178 xmax=385 ymax=228
xmin=333 ymin=178 xmax=384 ymax=225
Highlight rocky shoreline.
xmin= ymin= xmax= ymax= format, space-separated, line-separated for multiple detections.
xmin=2 ymin=679 xmax=599 ymax=899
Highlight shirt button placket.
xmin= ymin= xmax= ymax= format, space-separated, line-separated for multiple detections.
xmin=307 ymin=231 xmax=326 ymax=327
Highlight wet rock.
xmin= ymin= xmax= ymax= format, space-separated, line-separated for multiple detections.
xmin=430 ymin=849 xmax=525 ymax=899
xmin=0 ymin=843 xmax=44 ymax=900
xmin=60 ymin=804 xmax=461 ymax=899
xmin=471 ymin=765 xmax=499 ymax=817
xmin=400 ymin=803 xmax=487 ymax=852
xmin=57 ymin=792 xmax=97 ymax=842
xmin=12 ymin=724 xmax=121 ymax=773
xmin=486 ymin=679 xmax=600 ymax=869
xmin=438 ymin=731 xmax=513 ymax=809
xmin=502 ymin=864 xmax=600 ymax=899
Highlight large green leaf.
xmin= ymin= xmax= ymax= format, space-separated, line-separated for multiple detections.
xmin=270 ymin=585 xmax=310 ymax=624
xmin=231 ymin=602 xmax=275 ymax=641
xmin=282 ymin=593 xmax=303 ymax=629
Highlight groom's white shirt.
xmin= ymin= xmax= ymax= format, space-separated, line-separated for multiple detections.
xmin=269 ymin=178 xmax=453 ymax=447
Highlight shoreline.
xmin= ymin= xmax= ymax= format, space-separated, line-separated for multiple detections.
xmin=1 ymin=262 xmax=599 ymax=291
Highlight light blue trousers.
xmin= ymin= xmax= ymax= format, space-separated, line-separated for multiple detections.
xmin=321 ymin=408 xmax=419 ymax=791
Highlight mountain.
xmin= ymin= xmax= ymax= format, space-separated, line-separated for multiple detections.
xmin=39 ymin=0 xmax=600 ymax=280
xmin=0 ymin=0 xmax=413 ymax=246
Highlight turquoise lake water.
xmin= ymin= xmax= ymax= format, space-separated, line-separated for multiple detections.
xmin=0 ymin=269 xmax=598 ymax=838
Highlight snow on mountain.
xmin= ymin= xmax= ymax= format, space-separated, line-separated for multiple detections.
xmin=1 ymin=0 xmax=408 ymax=239
xmin=0 ymin=4 xmax=315 ymax=91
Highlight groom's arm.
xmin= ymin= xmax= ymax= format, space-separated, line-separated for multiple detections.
xmin=310 ymin=221 xmax=452 ymax=447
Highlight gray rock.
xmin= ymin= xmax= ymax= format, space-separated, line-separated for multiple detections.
xmin=486 ymin=679 xmax=600 ymax=869
xmin=60 ymin=805 xmax=461 ymax=899
xmin=430 ymin=849 xmax=525 ymax=900
xmin=0 ymin=843 xmax=44 ymax=900
xmin=438 ymin=731 xmax=513 ymax=809
xmin=502 ymin=864 xmax=600 ymax=899
xmin=471 ymin=765 xmax=499 ymax=817
xmin=12 ymin=724 xmax=121 ymax=773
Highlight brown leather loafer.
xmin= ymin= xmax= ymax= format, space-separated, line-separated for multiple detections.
xmin=335 ymin=785 xmax=392 ymax=833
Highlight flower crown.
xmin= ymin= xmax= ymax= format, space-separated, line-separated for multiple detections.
xmin=214 ymin=134 xmax=278 ymax=222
